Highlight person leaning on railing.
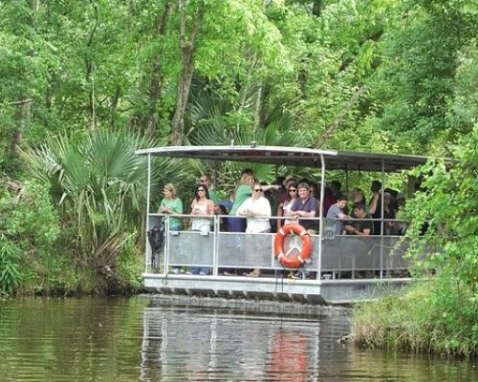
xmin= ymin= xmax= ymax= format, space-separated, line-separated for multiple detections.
xmin=158 ymin=183 xmax=183 ymax=274
xmin=237 ymin=182 xmax=272 ymax=277
xmin=286 ymin=181 xmax=317 ymax=234
xmin=188 ymin=184 xmax=214 ymax=275
xmin=344 ymin=203 xmax=372 ymax=236
xmin=228 ymin=172 xmax=255 ymax=232
xmin=326 ymin=194 xmax=350 ymax=235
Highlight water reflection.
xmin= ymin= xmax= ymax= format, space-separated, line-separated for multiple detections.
xmin=0 ymin=297 xmax=477 ymax=382
xmin=140 ymin=305 xmax=326 ymax=381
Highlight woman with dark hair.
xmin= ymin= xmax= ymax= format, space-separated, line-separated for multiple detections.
xmin=277 ymin=183 xmax=298 ymax=229
xmin=189 ymin=184 xmax=214 ymax=275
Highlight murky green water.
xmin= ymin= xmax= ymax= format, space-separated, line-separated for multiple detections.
xmin=0 ymin=297 xmax=476 ymax=381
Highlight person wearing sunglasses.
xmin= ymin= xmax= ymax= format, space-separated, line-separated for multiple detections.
xmin=188 ymin=184 xmax=215 ymax=275
xmin=198 ymin=173 xmax=219 ymax=206
xmin=237 ymin=183 xmax=272 ymax=277
xmin=277 ymin=183 xmax=298 ymax=229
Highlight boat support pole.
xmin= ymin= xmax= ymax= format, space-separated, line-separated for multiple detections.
xmin=146 ymin=154 xmax=151 ymax=273
xmin=318 ymin=154 xmax=326 ymax=280
xmin=380 ymin=159 xmax=385 ymax=279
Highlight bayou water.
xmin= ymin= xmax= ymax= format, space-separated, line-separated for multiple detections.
xmin=0 ymin=297 xmax=476 ymax=381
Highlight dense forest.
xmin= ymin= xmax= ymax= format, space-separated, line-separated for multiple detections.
xmin=1 ymin=0 xmax=478 ymax=354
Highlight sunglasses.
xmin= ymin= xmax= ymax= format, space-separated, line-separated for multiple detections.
xmin=253 ymin=189 xmax=262 ymax=192
xmin=289 ymin=188 xmax=297 ymax=192
xmin=197 ymin=189 xmax=205 ymax=192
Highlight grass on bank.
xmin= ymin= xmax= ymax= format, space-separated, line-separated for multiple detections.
xmin=351 ymin=277 xmax=478 ymax=357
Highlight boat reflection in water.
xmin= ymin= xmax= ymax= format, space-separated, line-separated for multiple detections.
xmin=139 ymin=303 xmax=340 ymax=381
xmin=138 ymin=301 xmax=478 ymax=382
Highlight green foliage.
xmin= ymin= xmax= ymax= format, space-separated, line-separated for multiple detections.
xmin=353 ymin=126 xmax=478 ymax=356
xmin=0 ymin=181 xmax=66 ymax=295
xmin=404 ymin=126 xmax=478 ymax=285
xmin=0 ymin=242 xmax=22 ymax=296
xmin=353 ymin=277 xmax=478 ymax=356
xmin=20 ymin=129 xmax=187 ymax=292
xmin=115 ymin=235 xmax=144 ymax=291
xmin=372 ymin=0 xmax=478 ymax=148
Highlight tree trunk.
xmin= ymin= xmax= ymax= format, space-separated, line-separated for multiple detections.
xmin=252 ymin=81 xmax=263 ymax=141
xmin=312 ymin=0 xmax=322 ymax=17
xmin=86 ymin=0 xmax=99 ymax=134
xmin=12 ymin=99 xmax=32 ymax=150
xmin=146 ymin=1 xmax=172 ymax=135
xmin=171 ymin=0 xmax=204 ymax=146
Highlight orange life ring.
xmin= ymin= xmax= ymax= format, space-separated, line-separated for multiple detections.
xmin=274 ymin=223 xmax=311 ymax=268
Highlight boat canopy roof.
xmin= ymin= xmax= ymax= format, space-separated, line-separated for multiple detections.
xmin=135 ymin=145 xmax=428 ymax=172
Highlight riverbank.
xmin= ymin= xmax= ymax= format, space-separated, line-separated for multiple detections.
xmin=351 ymin=277 xmax=478 ymax=357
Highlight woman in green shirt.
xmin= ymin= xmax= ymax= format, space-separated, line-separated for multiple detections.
xmin=228 ymin=173 xmax=254 ymax=232
xmin=159 ymin=183 xmax=183 ymax=231
xmin=159 ymin=183 xmax=183 ymax=274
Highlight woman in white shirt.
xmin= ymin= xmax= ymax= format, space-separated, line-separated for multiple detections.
xmin=189 ymin=184 xmax=214 ymax=275
xmin=237 ymin=183 xmax=272 ymax=276
xmin=277 ymin=184 xmax=298 ymax=228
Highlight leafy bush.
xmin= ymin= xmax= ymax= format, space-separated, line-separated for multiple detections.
xmin=0 ymin=180 xmax=64 ymax=295
xmin=353 ymin=126 xmax=478 ymax=356
xmin=0 ymin=241 xmax=22 ymax=296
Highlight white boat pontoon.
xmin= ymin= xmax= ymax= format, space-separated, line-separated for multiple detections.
xmin=136 ymin=145 xmax=428 ymax=304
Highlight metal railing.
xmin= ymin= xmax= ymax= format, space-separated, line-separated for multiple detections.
xmin=145 ymin=214 xmax=411 ymax=279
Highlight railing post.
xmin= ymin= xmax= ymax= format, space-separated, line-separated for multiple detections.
xmin=145 ymin=154 xmax=152 ymax=273
xmin=213 ymin=215 xmax=219 ymax=276
xmin=164 ymin=215 xmax=170 ymax=274
xmin=380 ymin=159 xmax=385 ymax=279
xmin=317 ymin=154 xmax=326 ymax=280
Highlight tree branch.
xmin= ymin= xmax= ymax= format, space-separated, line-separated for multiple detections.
xmin=315 ymin=85 xmax=368 ymax=148
xmin=5 ymin=99 xmax=33 ymax=106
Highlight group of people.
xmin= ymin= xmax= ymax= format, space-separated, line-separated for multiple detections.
xmin=326 ymin=180 xmax=407 ymax=236
xmin=158 ymin=171 xmax=407 ymax=275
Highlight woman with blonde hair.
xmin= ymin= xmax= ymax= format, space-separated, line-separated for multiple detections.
xmin=159 ymin=183 xmax=183 ymax=231
xmin=228 ymin=172 xmax=255 ymax=232
xmin=158 ymin=183 xmax=183 ymax=274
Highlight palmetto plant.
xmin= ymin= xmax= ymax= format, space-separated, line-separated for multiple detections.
xmin=185 ymin=88 xmax=312 ymax=185
xmin=20 ymin=130 xmax=184 ymax=290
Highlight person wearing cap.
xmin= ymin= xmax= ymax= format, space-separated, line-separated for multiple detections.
xmin=395 ymin=192 xmax=406 ymax=211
